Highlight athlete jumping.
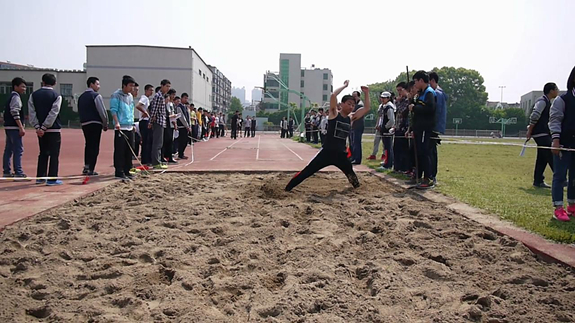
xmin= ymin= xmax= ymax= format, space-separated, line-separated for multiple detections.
xmin=285 ymin=81 xmax=371 ymax=191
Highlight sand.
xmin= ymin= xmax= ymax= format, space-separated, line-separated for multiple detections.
xmin=0 ymin=172 xmax=574 ymax=322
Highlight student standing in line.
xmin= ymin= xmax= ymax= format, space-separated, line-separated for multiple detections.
xmin=148 ymin=79 xmax=171 ymax=169
xmin=3 ymin=77 xmax=28 ymax=178
xmin=231 ymin=110 xmax=239 ymax=139
xmin=136 ymin=84 xmax=154 ymax=165
xmin=110 ymin=75 xmax=136 ymax=180
xmin=176 ymin=93 xmax=192 ymax=159
xmin=28 ymin=73 xmax=63 ymax=185
xmin=163 ymin=89 xmax=178 ymax=164
xmin=549 ymin=67 xmax=575 ymax=222
xmin=251 ymin=116 xmax=256 ymax=137
xmin=244 ymin=116 xmax=251 ymax=137
xmin=78 ymin=76 xmax=108 ymax=176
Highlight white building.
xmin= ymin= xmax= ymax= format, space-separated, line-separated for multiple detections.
xmin=0 ymin=68 xmax=85 ymax=111
xmin=86 ymin=45 xmax=213 ymax=111
xmin=520 ymin=90 xmax=566 ymax=117
xmin=251 ymin=88 xmax=262 ymax=103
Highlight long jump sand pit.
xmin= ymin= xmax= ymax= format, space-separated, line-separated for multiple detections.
xmin=1 ymin=172 xmax=574 ymax=322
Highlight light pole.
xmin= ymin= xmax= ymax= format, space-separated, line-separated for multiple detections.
xmin=498 ymin=85 xmax=506 ymax=103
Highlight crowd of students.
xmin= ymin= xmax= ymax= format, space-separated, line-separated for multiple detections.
xmin=1 ymin=73 xmax=234 ymax=183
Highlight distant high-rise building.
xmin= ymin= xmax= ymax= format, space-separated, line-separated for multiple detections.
xmin=251 ymin=88 xmax=262 ymax=103
xmin=232 ymin=86 xmax=246 ymax=104
xmin=262 ymin=53 xmax=332 ymax=111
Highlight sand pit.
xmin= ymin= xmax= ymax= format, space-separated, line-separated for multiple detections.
xmin=0 ymin=172 xmax=574 ymax=322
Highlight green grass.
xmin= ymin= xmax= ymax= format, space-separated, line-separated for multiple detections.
xmin=301 ymin=137 xmax=575 ymax=243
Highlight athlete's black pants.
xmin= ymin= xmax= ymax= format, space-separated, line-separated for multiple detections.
xmin=285 ymin=148 xmax=359 ymax=191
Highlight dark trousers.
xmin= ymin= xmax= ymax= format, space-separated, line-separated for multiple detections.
xmin=151 ymin=124 xmax=164 ymax=166
xmin=244 ymin=127 xmax=250 ymax=137
xmin=177 ymin=127 xmax=189 ymax=158
xmin=285 ymin=148 xmax=359 ymax=191
xmin=430 ymin=133 xmax=440 ymax=179
xmin=305 ymin=129 xmax=311 ymax=142
xmin=139 ymin=120 xmax=152 ymax=165
xmin=114 ymin=130 xmax=133 ymax=176
xmin=312 ymin=127 xmax=319 ymax=144
xmin=534 ymin=135 xmax=554 ymax=185
xmin=350 ymin=127 xmax=364 ymax=163
xmin=220 ymin=125 xmax=225 ymax=137
xmin=81 ymin=124 xmax=102 ymax=172
xmin=393 ymin=136 xmax=410 ymax=172
xmin=281 ymin=129 xmax=286 ymax=138
xmin=251 ymin=127 xmax=255 ymax=137
xmin=231 ymin=126 xmax=237 ymax=139
xmin=163 ymin=127 xmax=174 ymax=161
xmin=192 ymin=124 xmax=199 ymax=141
xmin=320 ymin=133 xmax=326 ymax=145
xmin=414 ymin=130 xmax=432 ymax=179
xmin=134 ymin=131 xmax=141 ymax=158
xmin=288 ymin=127 xmax=294 ymax=138
xmin=37 ymin=132 xmax=61 ymax=178
xmin=382 ymin=136 xmax=394 ymax=168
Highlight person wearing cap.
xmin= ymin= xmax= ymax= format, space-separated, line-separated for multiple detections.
xmin=376 ymin=92 xmax=396 ymax=170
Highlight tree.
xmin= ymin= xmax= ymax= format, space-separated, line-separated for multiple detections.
xmin=230 ymin=97 xmax=243 ymax=113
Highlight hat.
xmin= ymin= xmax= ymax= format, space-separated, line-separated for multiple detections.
xmin=380 ymin=91 xmax=391 ymax=98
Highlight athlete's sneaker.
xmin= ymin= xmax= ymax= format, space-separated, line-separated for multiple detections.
xmin=567 ymin=205 xmax=575 ymax=217
xmin=82 ymin=168 xmax=89 ymax=175
xmin=153 ymin=164 xmax=168 ymax=170
xmin=366 ymin=155 xmax=376 ymax=160
xmin=36 ymin=179 xmax=46 ymax=184
xmin=405 ymin=178 xmax=418 ymax=186
xmin=46 ymin=180 xmax=63 ymax=186
xmin=554 ymin=207 xmax=570 ymax=222
xmin=14 ymin=173 xmax=28 ymax=179
xmin=3 ymin=173 xmax=13 ymax=178
xmin=416 ymin=179 xmax=435 ymax=190
xmin=87 ymin=171 xmax=99 ymax=176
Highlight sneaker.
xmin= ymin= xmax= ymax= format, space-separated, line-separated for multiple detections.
xmin=533 ymin=182 xmax=551 ymax=189
xmin=381 ymin=154 xmax=387 ymax=161
xmin=416 ymin=179 xmax=435 ymax=190
xmin=553 ymin=207 xmax=570 ymax=222
xmin=179 ymin=156 xmax=189 ymax=160
xmin=366 ymin=155 xmax=376 ymax=160
xmin=167 ymin=159 xmax=178 ymax=165
xmin=125 ymin=174 xmax=135 ymax=180
xmin=46 ymin=180 xmax=63 ymax=186
xmin=567 ymin=205 xmax=575 ymax=217
xmin=87 ymin=171 xmax=99 ymax=176
xmin=14 ymin=173 xmax=28 ymax=179
xmin=82 ymin=168 xmax=89 ymax=175
xmin=3 ymin=173 xmax=13 ymax=178
xmin=36 ymin=179 xmax=46 ymax=184
xmin=377 ymin=166 xmax=392 ymax=171
xmin=346 ymin=173 xmax=360 ymax=188
xmin=115 ymin=174 xmax=130 ymax=181
xmin=153 ymin=164 xmax=168 ymax=170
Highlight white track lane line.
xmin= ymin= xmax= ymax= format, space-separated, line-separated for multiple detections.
xmin=256 ymin=135 xmax=261 ymax=160
xmin=281 ymin=141 xmax=304 ymax=161
xmin=210 ymin=138 xmax=244 ymax=161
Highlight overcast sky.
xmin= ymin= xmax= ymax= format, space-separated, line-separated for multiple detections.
xmin=2 ymin=0 xmax=573 ymax=103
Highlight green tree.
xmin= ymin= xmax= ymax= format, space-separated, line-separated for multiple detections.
xmin=230 ymin=97 xmax=243 ymax=113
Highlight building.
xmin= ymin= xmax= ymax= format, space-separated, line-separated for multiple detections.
xmin=0 ymin=67 xmax=86 ymax=112
xmin=485 ymin=101 xmax=521 ymax=110
xmin=251 ymin=88 xmax=262 ymax=103
xmin=520 ymin=90 xmax=566 ymax=117
xmin=86 ymin=45 xmax=212 ymax=111
xmin=262 ymin=53 xmax=333 ymax=111
xmin=208 ymin=65 xmax=231 ymax=113
xmin=232 ymin=87 xmax=246 ymax=104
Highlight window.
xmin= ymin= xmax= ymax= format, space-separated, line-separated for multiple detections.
xmin=323 ymin=73 xmax=328 ymax=80
xmin=60 ymin=84 xmax=73 ymax=97
xmin=301 ymin=80 xmax=304 ymax=88
xmin=301 ymin=70 xmax=304 ymax=77
xmin=199 ymin=69 xmax=202 ymax=76
xmin=323 ymin=84 xmax=328 ymax=91
xmin=323 ymin=94 xmax=328 ymax=101
xmin=207 ymin=77 xmax=209 ymax=83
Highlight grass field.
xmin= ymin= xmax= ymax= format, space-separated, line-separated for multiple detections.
xmin=297 ymin=135 xmax=575 ymax=243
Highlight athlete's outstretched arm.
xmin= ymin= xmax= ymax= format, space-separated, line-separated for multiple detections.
xmin=329 ymin=80 xmax=349 ymax=118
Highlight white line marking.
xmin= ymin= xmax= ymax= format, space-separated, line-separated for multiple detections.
xmin=256 ymin=135 xmax=261 ymax=160
xmin=210 ymin=138 xmax=244 ymax=161
xmin=281 ymin=142 xmax=304 ymax=160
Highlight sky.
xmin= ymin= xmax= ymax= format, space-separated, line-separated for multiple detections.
xmin=2 ymin=0 xmax=573 ymax=103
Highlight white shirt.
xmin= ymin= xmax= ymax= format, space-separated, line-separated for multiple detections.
xmin=138 ymin=95 xmax=150 ymax=120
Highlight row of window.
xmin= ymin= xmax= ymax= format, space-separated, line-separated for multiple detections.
xmin=198 ymin=69 xmax=210 ymax=83
xmin=299 ymin=82 xmax=331 ymax=92
xmin=300 ymin=70 xmax=330 ymax=80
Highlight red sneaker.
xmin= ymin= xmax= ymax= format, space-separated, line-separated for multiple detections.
xmin=567 ymin=205 xmax=575 ymax=217
xmin=554 ymin=207 xmax=570 ymax=222
xmin=366 ymin=155 xmax=376 ymax=160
